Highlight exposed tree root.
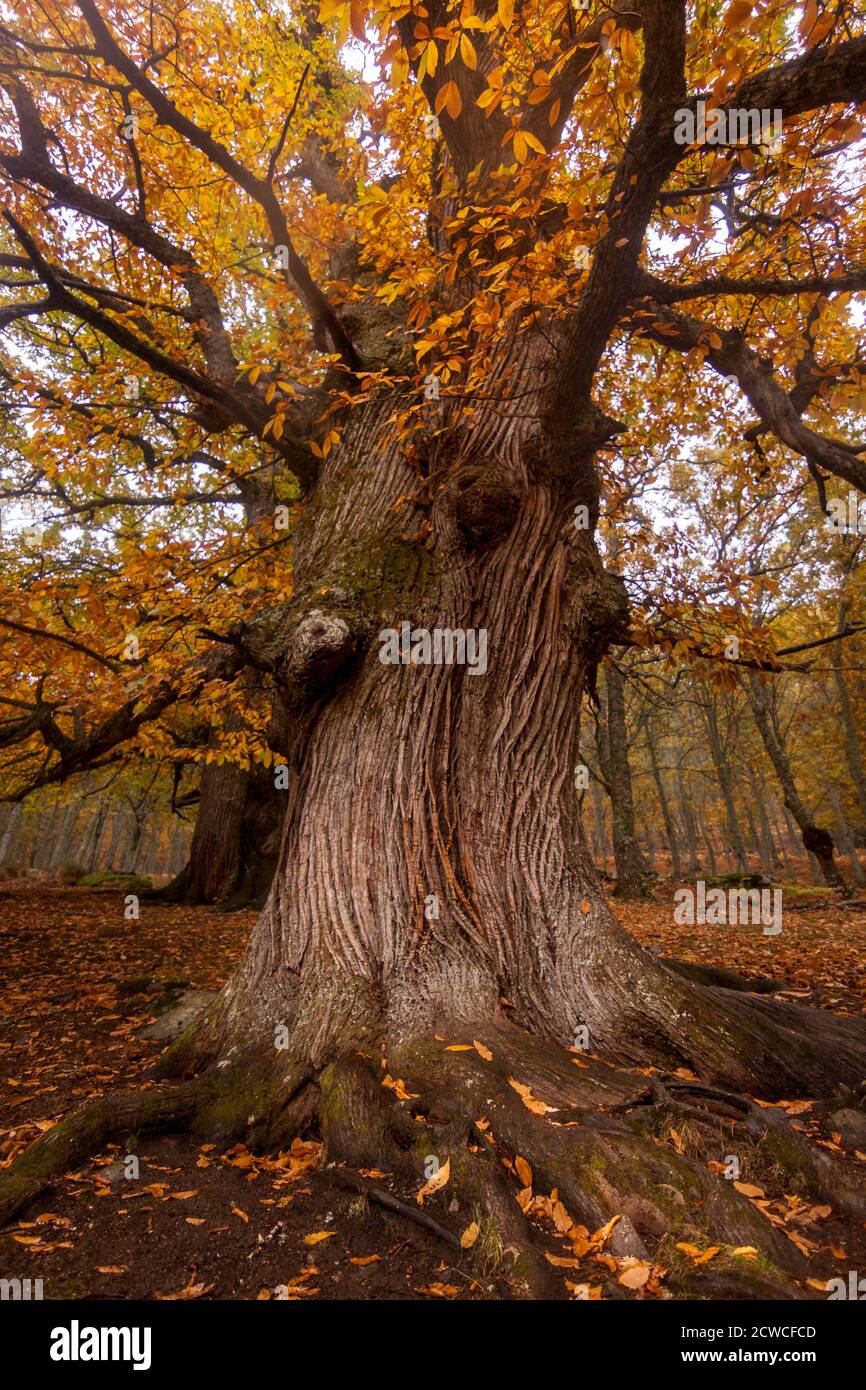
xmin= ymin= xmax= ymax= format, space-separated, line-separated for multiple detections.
xmin=2 ymin=1010 xmax=864 ymax=1300
xmin=0 ymin=1078 xmax=206 ymax=1228
xmin=662 ymin=957 xmax=783 ymax=994
xmin=601 ymin=961 xmax=866 ymax=1098
xmin=327 ymin=1169 xmax=462 ymax=1250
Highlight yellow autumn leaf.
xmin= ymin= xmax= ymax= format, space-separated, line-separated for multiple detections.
xmin=618 ymin=1259 xmax=652 ymax=1288
xmin=507 ymin=1077 xmax=556 ymax=1115
xmin=724 ymin=0 xmax=752 ymax=30
xmin=733 ymin=1181 xmax=765 ymax=1198
xmin=514 ymin=1154 xmax=532 ymax=1187
xmin=522 ymin=130 xmax=546 ymax=156
xmin=382 ymin=1073 xmax=420 ymax=1100
xmin=676 ymin=1242 xmax=720 ymax=1264
xmin=437 ymin=80 xmax=462 ymax=119
xmin=460 ymin=1221 xmax=479 ymax=1249
xmin=416 ymin=1156 xmax=451 ymax=1205
xmin=459 ymin=33 xmax=476 ymax=69
xmin=420 ymin=40 xmax=438 ymax=79
xmin=349 ymin=0 xmax=365 ymax=41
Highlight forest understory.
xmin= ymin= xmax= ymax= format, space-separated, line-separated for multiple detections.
xmin=2 ymin=882 xmax=865 ymax=1303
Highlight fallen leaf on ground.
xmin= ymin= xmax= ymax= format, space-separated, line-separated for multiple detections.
xmin=460 ymin=1221 xmax=480 ymax=1249
xmin=154 ymin=1278 xmax=213 ymax=1300
xmin=507 ymin=1077 xmax=556 ymax=1115
xmin=676 ymin=1242 xmax=720 ymax=1264
xmin=417 ymin=1157 xmax=451 ymax=1205
xmin=618 ymin=1259 xmax=653 ymax=1289
xmin=514 ymin=1155 xmax=532 ymax=1187
xmin=382 ymin=1074 xmax=420 ymax=1101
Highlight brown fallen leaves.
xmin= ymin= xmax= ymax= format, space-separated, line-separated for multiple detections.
xmin=677 ymin=1242 xmax=758 ymax=1265
xmin=382 ymin=1074 xmax=420 ymax=1101
xmin=257 ymin=1268 xmax=320 ymax=1299
xmin=154 ymin=1276 xmax=214 ymax=1300
xmin=509 ymin=1154 xmax=665 ymax=1299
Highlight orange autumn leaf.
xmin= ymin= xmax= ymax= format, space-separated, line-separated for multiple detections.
xmin=416 ymin=1157 xmax=451 ymax=1205
xmin=460 ymin=1221 xmax=480 ymax=1249
xmin=507 ymin=1077 xmax=556 ymax=1115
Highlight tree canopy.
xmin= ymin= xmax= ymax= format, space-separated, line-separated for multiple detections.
xmin=1 ymin=0 xmax=864 ymax=804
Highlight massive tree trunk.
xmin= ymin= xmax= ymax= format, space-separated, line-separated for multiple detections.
xmin=7 ymin=1 xmax=866 ymax=1292
xmin=6 ymin=373 xmax=866 ymax=1283
xmin=152 ymin=382 xmax=866 ymax=1105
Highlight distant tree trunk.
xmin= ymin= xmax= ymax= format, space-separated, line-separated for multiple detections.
xmin=701 ymin=698 xmax=747 ymax=871
xmin=647 ymin=719 xmax=680 ymax=880
xmin=33 ymin=801 xmax=64 ymax=871
xmin=782 ymin=804 xmax=803 ymax=860
xmin=589 ymin=774 xmax=610 ymax=871
xmin=79 ymin=805 xmax=108 ymax=872
xmin=0 ymin=803 xmax=22 ymax=865
xmin=673 ymin=748 xmax=699 ymax=875
xmin=47 ymin=802 xmax=82 ymax=873
xmin=745 ymin=672 xmax=845 ymax=889
xmin=597 ymin=659 xmax=650 ymax=897
xmin=101 ymin=811 xmax=126 ymax=871
xmin=747 ymin=769 xmax=781 ymax=876
xmin=832 ymin=606 xmax=866 ymax=828
xmin=766 ymin=796 xmax=789 ymax=869
xmin=826 ymin=785 xmax=865 ymax=886
xmin=168 ymin=823 xmax=187 ymax=876
xmin=155 ymin=755 xmax=282 ymax=908
xmin=698 ymin=804 xmax=718 ymax=877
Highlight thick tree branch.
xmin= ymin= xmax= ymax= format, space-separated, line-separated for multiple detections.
xmin=626 ymin=294 xmax=866 ymax=495
xmin=73 ymin=0 xmax=359 ymax=370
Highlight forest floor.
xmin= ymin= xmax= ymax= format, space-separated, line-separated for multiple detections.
xmin=1 ymin=881 xmax=865 ymax=1301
